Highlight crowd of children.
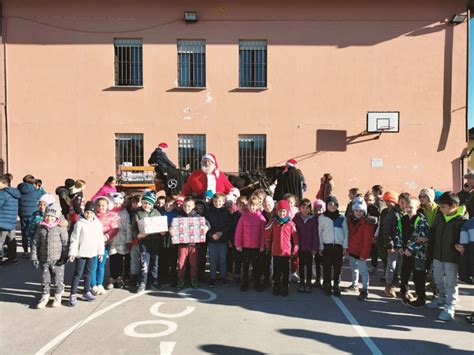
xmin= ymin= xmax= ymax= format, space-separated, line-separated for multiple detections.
xmin=0 ymin=172 xmax=473 ymax=324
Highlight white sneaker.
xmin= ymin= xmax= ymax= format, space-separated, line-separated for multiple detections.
xmin=97 ymin=285 xmax=106 ymax=295
xmin=51 ymin=294 xmax=62 ymax=308
xmin=105 ymin=279 xmax=114 ymax=290
xmin=290 ymin=272 xmax=300 ymax=283
xmin=91 ymin=286 xmax=99 ymax=296
xmin=36 ymin=294 xmax=49 ymax=309
xmin=426 ymin=297 xmax=446 ymax=309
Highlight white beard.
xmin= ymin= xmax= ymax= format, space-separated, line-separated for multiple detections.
xmin=201 ymin=165 xmax=215 ymax=174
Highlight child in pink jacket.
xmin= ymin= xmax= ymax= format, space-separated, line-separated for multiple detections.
xmin=265 ymin=200 xmax=299 ymax=297
xmin=234 ymin=196 xmax=266 ymax=292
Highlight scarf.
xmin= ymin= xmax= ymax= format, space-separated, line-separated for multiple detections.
xmin=276 ymin=216 xmax=290 ymax=225
xmin=324 ymin=210 xmax=340 ymax=221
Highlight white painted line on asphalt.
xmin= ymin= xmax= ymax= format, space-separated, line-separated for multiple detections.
xmin=370 ymin=310 xmax=424 ymax=318
xmin=332 ymin=296 xmax=383 ymax=355
xmin=160 ymin=341 xmax=177 ymax=355
xmin=149 ymin=302 xmax=196 ymax=318
xmin=123 ymin=320 xmax=177 ymax=338
xmin=35 ymin=291 xmax=151 ymax=355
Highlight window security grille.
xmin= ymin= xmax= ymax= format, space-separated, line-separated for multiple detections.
xmin=115 ymin=134 xmax=144 ymax=171
xmin=239 ymin=40 xmax=267 ymax=88
xmin=114 ymin=39 xmax=143 ymax=86
xmin=178 ymin=134 xmax=206 ymax=171
xmin=178 ymin=40 xmax=206 ymax=87
xmin=239 ymin=134 xmax=266 ymax=172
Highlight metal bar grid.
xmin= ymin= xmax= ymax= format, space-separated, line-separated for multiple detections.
xmin=238 ymin=134 xmax=266 ymax=173
xmin=239 ymin=40 xmax=267 ymax=88
xmin=178 ymin=134 xmax=206 ymax=171
xmin=178 ymin=40 xmax=206 ymax=87
xmin=115 ymin=133 xmax=144 ymax=173
xmin=114 ymin=39 xmax=143 ymax=86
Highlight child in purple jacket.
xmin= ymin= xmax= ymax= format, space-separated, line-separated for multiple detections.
xmin=293 ymin=198 xmax=319 ymax=293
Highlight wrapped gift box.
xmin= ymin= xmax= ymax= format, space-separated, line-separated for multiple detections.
xmin=138 ymin=216 xmax=169 ymax=234
xmin=171 ymin=217 xmax=207 ymax=244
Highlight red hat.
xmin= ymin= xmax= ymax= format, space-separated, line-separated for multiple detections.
xmin=201 ymin=153 xmax=218 ymax=168
xmin=176 ymin=195 xmax=185 ymax=204
xmin=276 ymin=200 xmax=290 ymax=214
xmin=287 ymin=159 xmax=297 ymax=167
xmin=158 ymin=142 xmax=168 ymax=151
xmin=382 ymin=191 xmax=398 ymax=204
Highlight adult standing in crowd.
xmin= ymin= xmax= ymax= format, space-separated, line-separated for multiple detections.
xmin=316 ymin=173 xmax=335 ymax=203
xmin=274 ymin=159 xmax=302 ymax=202
xmin=0 ymin=175 xmax=20 ymax=264
xmin=148 ymin=142 xmax=176 ymax=169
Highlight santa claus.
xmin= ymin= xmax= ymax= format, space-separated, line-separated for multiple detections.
xmin=181 ymin=153 xmax=234 ymax=198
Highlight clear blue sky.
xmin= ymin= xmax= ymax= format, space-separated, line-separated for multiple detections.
xmin=469 ymin=19 xmax=474 ymax=129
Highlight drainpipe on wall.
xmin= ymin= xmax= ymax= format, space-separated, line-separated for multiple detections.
xmin=1 ymin=1 xmax=8 ymax=173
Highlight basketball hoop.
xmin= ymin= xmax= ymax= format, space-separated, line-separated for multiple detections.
xmin=367 ymin=112 xmax=400 ymax=133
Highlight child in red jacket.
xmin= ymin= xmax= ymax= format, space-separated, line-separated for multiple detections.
xmin=347 ymin=199 xmax=374 ymax=300
xmin=265 ymin=200 xmax=299 ymax=297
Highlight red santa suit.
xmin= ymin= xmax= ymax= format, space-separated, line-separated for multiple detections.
xmin=181 ymin=153 xmax=234 ymax=198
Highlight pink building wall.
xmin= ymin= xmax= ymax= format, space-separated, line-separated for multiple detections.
xmin=2 ymin=0 xmax=468 ymax=204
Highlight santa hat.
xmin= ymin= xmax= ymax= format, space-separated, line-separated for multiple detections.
xmin=158 ymin=142 xmax=168 ymax=151
xmin=286 ymin=159 xmax=298 ymax=167
xmin=201 ymin=153 xmax=220 ymax=177
xmin=176 ymin=195 xmax=185 ymax=204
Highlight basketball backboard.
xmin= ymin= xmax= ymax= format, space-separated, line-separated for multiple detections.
xmin=367 ymin=111 xmax=399 ymax=133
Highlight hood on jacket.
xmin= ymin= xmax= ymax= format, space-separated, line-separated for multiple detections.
xmin=17 ymin=182 xmax=37 ymax=194
xmin=443 ymin=205 xmax=467 ymax=223
xmin=3 ymin=187 xmax=21 ymax=199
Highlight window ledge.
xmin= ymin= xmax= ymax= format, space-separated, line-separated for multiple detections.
xmin=230 ymin=87 xmax=268 ymax=92
xmin=103 ymin=86 xmax=144 ymax=91
xmin=167 ymin=87 xmax=207 ymax=92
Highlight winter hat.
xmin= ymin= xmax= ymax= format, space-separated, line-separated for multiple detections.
xmin=202 ymin=153 xmax=218 ymax=169
xmin=204 ymin=190 xmax=214 ymax=200
xmin=109 ymin=192 xmax=125 ymax=205
xmin=419 ymin=188 xmax=435 ymax=203
xmin=276 ymin=200 xmax=290 ymax=214
xmin=382 ymin=191 xmax=398 ymax=204
xmin=434 ymin=189 xmax=444 ymax=204
xmin=286 ymin=159 xmax=298 ymax=167
xmin=84 ymin=201 xmax=95 ymax=213
xmin=313 ymin=199 xmax=326 ymax=212
xmin=142 ymin=190 xmax=157 ymax=206
xmin=352 ymin=199 xmax=367 ymax=215
xmin=464 ymin=171 xmax=474 ymax=180
xmin=176 ymin=195 xmax=185 ymax=204
xmin=326 ymin=195 xmax=339 ymax=207
xmin=158 ymin=142 xmax=168 ymax=151
xmin=230 ymin=187 xmax=241 ymax=198
xmin=65 ymin=178 xmax=75 ymax=188
xmin=45 ymin=203 xmax=62 ymax=219
xmin=39 ymin=193 xmax=55 ymax=206
xmin=264 ymin=196 xmax=275 ymax=210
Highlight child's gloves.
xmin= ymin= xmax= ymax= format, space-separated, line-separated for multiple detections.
xmin=31 ymin=260 xmax=40 ymax=269
xmin=56 ymin=258 xmax=67 ymax=266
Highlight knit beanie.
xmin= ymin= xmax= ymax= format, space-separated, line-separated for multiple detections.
xmin=142 ymin=190 xmax=157 ymax=206
xmin=39 ymin=193 xmax=56 ymax=206
xmin=326 ymin=195 xmax=339 ymax=207
xmin=45 ymin=203 xmax=62 ymax=219
xmin=382 ymin=191 xmax=398 ymax=204
xmin=65 ymin=179 xmax=75 ymax=188
xmin=109 ymin=192 xmax=125 ymax=205
xmin=313 ymin=199 xmax=326 ymax=212
xmin=229 ymin=187 xmax=241 ymax=198
xmin=276 ymin=200 xmax=290 ymax=214
xmin=352 ymin=199 xmax=367 ymax=215
xmin=419 ymin=188 xmax=435 ymax=203
xmin=264 ymin=196 xmax=275 ymax=210
xmin=84 ymin=201 xmax=95 ymax=213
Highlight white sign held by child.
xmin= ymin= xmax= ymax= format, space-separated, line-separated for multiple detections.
xmin=138 ymin=216 xmax=169 ymax=235
xmin=171 ymin=217 xmax=207 ymax=244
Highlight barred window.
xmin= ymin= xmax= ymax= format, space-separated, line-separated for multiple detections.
xmin=115 ymin=134 xmax=144 ymax=171
xmin=239 ymin=40 xmax=267 ymax=88
xmin=239 ymin=135 xmax=266 ymax=172
xmin=114 ymin=39 xmax=143 ymax=86
xmin=178 ymin=134 xmax=206 ymax=171
xmin=178 ymin=40 xmax=206 ymax=87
